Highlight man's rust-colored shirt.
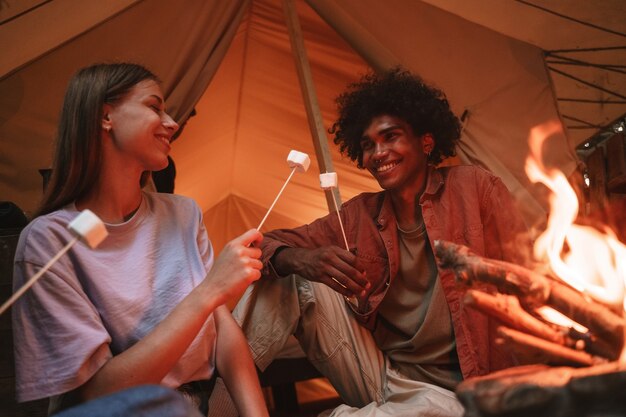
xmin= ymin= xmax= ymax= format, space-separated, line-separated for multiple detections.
xmin=260 ymin=165 xmax=532 ymax=379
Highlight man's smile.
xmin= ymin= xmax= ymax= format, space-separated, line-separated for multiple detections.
xmin=376 ymin=161 xmax=399 ymax=173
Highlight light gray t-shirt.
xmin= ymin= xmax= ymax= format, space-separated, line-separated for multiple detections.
xmin=12 ymin=192 xmax=216 ymax=402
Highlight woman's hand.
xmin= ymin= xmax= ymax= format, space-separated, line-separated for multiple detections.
xmin=203 ymin=229 xmax=263 ymax=305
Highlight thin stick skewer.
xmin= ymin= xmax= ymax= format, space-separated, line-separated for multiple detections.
xmin=256 ymin=167 xmax=297 ymax=231
xmin=330 ymin=192 xmax=349 ymax=251
xmin=0 ymin=236 xmax=79 ymax=315
xmin=1 ymin=209 xmax=107 ymax=316
xmin=320 ymin=172 xmax=353 ymax=293
xmin=330 ymin=193 xmax=351 ymax=293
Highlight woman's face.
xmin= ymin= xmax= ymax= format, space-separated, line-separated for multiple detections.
xmin=103 ymin=79 xmax=179 ymax=172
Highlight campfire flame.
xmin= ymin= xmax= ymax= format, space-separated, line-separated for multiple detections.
xmin=525 ymin=121 xmax=626 ymax=361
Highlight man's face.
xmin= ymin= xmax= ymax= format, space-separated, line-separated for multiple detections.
xmin=360 ymin=114 xmax=432 ymax=193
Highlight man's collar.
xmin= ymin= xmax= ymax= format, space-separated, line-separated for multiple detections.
xmin=377 ymin=192 xmax=395 ymax=229
xmin=376 ymin=166 xmax=444 ymax=227
xmin=422 ymin=166 xmax=444 ymax=199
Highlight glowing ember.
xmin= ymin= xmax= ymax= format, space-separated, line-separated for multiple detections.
xmin=535 ymin=306 xmax=588 ymax=334
xmin=525 ymin=121 xmax=626 ymax=361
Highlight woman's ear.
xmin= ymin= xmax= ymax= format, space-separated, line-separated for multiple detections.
xmin=102 ymin=104 xmax=113 ymax=133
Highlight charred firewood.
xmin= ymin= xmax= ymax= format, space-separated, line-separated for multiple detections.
xmin=464 ymin=290 xmax=567 ymax=345
xmin=457 ymin=362 xmax=626 ymax=417
xmin=496 ymin=327 xmax=606 ymax=367
xmin=464 ymin=290 xmax=621 ymax=361
xmin=434 ymin=240 xmax=625 ymax=359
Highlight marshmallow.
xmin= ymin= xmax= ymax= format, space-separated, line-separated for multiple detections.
xmin=319 ymin=172 xmax=338 ymax=189
xmin=67 ymin=209 xmax=108 ymax=249
xmin=287 ymin=150 xmax=310 ymax=173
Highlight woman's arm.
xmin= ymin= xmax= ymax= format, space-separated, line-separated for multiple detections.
xmin=76 ymin=229 xmax=263 ymax=401
xmin=214 ymin=305 xmax=269 ymax=417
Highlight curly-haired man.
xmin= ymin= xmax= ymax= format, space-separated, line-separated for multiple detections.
xmin=234 ymin=68 xmax=531 ymax=416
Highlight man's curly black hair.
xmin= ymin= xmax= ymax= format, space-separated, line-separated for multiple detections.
xmin=330 ymin=68 xmax=461 ymax=168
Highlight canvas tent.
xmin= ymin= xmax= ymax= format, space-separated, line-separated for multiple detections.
xmin=1 ymin=0 xmax=625 ymax=413
xmin=1 ymin=0 xmax=625 ymax=253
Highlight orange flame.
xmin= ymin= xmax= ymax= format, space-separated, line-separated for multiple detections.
xmin=525 ymin=120 xmax=626 ymax=319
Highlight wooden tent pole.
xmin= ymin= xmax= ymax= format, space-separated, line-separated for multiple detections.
xmin=282 ymin=0 xmax=341 ymax=212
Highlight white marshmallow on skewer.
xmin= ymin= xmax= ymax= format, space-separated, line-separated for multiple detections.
xmin=257 ymin=150 xmax=310 ymax=231
xmin=287 ymin=150 xmax=311 ymax=173
xmin=320 ymin=172 xmax=361 ymax=308
xmin=68 ymin=209 xmax=108 ymax=249
xmin=319 ymin=172 xmax=338 ymax=190
xmin=0 ymin=209 xmax=108 ymax=315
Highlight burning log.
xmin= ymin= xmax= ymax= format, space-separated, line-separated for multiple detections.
xmin=434 ymin=240 xmax=625 ymax=362
xmin=496 ymin=327 xmax=605 ymax=367
xmin=456 ymin=362 xmax=626 ymax=417
xmin=465 ymin=289 xmax=619 ymax=361
xmin=464 ymin=290 xmax=566 ymax=345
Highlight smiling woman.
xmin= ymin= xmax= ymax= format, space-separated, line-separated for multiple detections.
xmin=11 ymin=63 xmax=269 ymax=417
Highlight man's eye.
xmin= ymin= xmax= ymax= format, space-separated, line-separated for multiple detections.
xmin=150 ymin=105 xmax=162 ymax=112
xmin=361 ymin=141 xmax=373 ymax=150
xmin=384 ymin=132 xmax=398 ymax=141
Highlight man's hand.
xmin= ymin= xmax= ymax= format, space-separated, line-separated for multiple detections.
xmin=273 ymin=246 xmax=369 ymax=297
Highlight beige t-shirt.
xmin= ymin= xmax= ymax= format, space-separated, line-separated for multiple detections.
xmin=373 ymin=225 xmax=462 ymax=390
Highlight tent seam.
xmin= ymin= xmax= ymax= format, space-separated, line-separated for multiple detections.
xmin=231 ymin=1 xmax=253 ymax=186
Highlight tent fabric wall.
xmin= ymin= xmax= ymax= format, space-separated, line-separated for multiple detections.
xmin=172 ymin=0 xmax=379 ymax=249
xmin=0 ymin=0 xmax=141 ymax=79
xmin=2 ymin=0 xmax=623 ymax=252
xmin=423 ymin=0 xmax=626 ymax=148
xmin=0 ymin=0 xmax=248 ymax=218
xmin=2 ymin=0 xmax=625 ymax=412
xmin=307 ymin=0 xmax=576 ymax=225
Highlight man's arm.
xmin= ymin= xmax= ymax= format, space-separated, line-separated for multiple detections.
xmin=262 ymin=211 xmax=369 ymax=297
xmin=214 ymin=306 xmax=269 ymax=417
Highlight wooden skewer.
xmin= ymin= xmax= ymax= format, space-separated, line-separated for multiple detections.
xmin=328 ymin=187 xmax=354 ymax=297
xmin=1 ymin=209 xmax=107 ymax=316
xmin=330 ymin=191 xmax=349 ymax=251
xmin=0 ymin=236 xmax=79 ymax=315
xmin=256 ymin=167 xmax=296 ymax=231
xmin=496 ymin=326 xmax=605 ymax=367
